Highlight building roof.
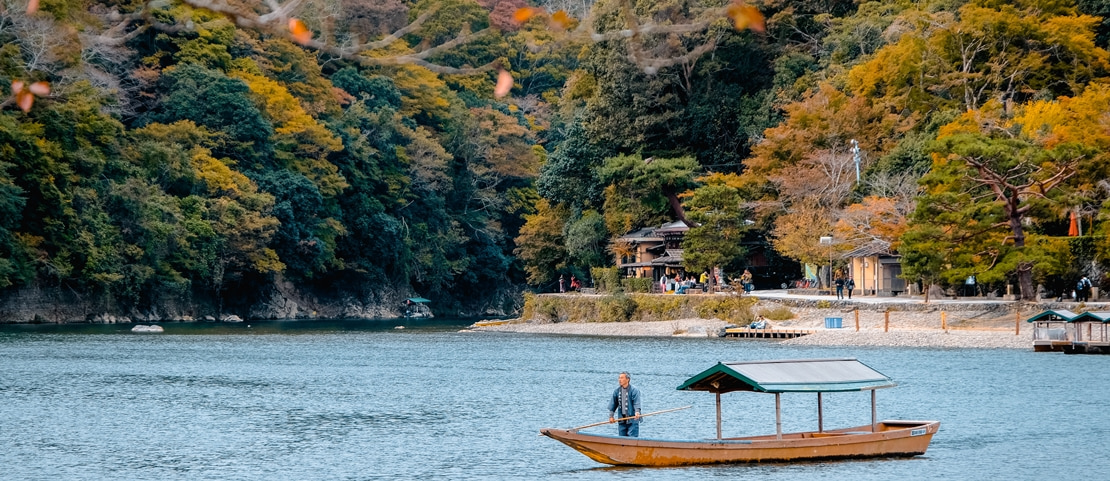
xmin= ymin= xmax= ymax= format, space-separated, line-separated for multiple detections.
xmin=843 ymin=240 xmax=896 ymax=259
xmin=617 ymin=227 xmax=663 ymax=242
xmin=676 ymin=358 xmax=896 ymax=394
xmin=654 ymin=220 xmax=690 ymax=235
xmin=651 ymin=249 xmax=684 ymax=265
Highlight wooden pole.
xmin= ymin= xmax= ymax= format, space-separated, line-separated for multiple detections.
xmin=871 ymin=389 xmax=877 ymax=433
xmin=941 ymin=311 xmax=947 ymax=332
xmin=817 ymin=392 xmax=824 ymax=433
xmin=567 ymin=405 xmax=693 ymax=432
xmin=884 ymin=311 xmax=890 ymax=333
xmin=775 ymin=393 xmax=782 ymax=440
xmin=1015 ymin=309 xmax=1021 ymax=335
xmin=716 ymin=393 xmax=722 ymax=440
xmin=854 ymin=308 xmax=860 ymax=332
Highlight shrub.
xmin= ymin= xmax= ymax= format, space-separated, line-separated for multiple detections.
xmin=693 ymin=295 xmax=757 ymax=324
xmin=816 ymin=300 xmax=832 ymax=309
xmin=598 ymin=294 xmax=637 ymax=322
xmin=621 ymin=277 xmax=653 ymax=293
xmin=591 ymin=267 xmax=621 ymax=293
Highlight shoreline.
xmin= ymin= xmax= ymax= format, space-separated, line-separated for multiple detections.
xmin=468 ymin=320 xmax=1032 ymax=349
xmin=469 ymin=298 xmax=1037 ymax=349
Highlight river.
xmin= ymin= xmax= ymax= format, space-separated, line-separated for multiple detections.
xmin=2 ymin=319 xmax=1108 ymax=480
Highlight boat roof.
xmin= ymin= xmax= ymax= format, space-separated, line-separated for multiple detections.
xmin=406 ymin=297 xmax=431 ymax=303
xmin=1025 ymin=309 xmax=1078 ymax=323
xmin=1071 ymin=311 xmax=1110 ymax=323
xmin=676 ymin=358 xmax=896 ymax=394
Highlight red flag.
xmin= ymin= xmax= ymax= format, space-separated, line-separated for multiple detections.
xmin=1068 ymin=211 xmax=1079 ymax=236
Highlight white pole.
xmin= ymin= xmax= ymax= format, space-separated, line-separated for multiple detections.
xmin=775 ymin=393 xmax=782 ymax=440
xmin=851 ymin=139 xmax=861 ymax=183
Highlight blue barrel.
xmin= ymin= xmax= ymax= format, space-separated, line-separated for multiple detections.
xmin=824 ymin=317 xmax=843 ymax=329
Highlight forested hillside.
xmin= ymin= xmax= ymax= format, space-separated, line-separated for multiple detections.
xmin=3 ymin=0 xmax=1109 ymax=321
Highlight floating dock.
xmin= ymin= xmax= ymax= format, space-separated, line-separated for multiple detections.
xmin=723 ymin=328 xmax=814 ymax=339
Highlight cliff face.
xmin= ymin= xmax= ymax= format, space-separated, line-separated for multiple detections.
xmin=0 ymin=279 xmax=523 ymax=323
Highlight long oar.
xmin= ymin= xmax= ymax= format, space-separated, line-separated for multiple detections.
xmin=567 ymin=405 xmax=693 ymax=432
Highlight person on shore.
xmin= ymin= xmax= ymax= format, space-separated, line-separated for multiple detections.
xmin=835 ymin=276 xmax=845 ymax=299
xmin=1077 ymin=276 xmax=1092 ymax=302
xmin=608 ymin=372 xmax=642 ymax=437
xmin=570 ymin=275 xmax=580 ymax=291
xmin=846 ymin=276 xmax=855 ymax=299
xmin=749 ymin=315 xmax=768 ymax=329
xmin=559 ymin=274 xmax=565 ymax=293
xmin=740 ymin=269 xmax=753 ymax=293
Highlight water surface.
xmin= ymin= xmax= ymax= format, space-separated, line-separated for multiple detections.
xmin=2 ymin=319 xmax=1108 ymax=480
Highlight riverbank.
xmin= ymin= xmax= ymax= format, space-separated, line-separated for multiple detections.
xmin=469 ymin=296 xmax=1038 ymax=349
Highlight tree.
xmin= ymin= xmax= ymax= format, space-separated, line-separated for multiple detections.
xmin=564 ymin=210 xmax=609 ymax=271
xmin=514 ymin=199 xmax=570 ymax=285
xmin=681 ymin=173 xmax=749 ymax=281
xmin=598 ymin=154 xmax=699 ymax=232
xmin=905 ymin=102 xmax=1093 ymax=300
xmin=152 ymin=63 xmax=275 ymax=165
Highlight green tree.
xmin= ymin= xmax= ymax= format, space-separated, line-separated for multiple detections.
xmin=564 ymin=210 xmax=610 ymax=271
xmin=681 ymin=174 xmax=749 ymax=282
xmin=152 ymin=63 xmax=275 ymax=165
xmin=906 ymin=110 xmax=1089 ymax=299
xmin=598 ymin=154 xmax=699 ymax=234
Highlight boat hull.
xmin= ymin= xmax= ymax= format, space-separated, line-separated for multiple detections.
xmin=540 ymin=420 xmax=939 ymax=466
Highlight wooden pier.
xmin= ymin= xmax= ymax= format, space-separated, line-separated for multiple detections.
xmin=723 ymin=328 xmax=814 ymax=339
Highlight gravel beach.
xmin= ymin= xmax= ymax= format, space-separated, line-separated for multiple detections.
xmin=468 ymin=299 xmax=1035 ymax=349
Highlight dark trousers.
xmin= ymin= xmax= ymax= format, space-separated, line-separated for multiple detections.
xmin=617 ymin=420 xmax=639 ymax=437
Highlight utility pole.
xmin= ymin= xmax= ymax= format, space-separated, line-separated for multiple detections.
xmin=851 ymin=139 xmax=860 ymax=183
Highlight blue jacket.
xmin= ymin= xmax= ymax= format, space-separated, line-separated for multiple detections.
xmin=608 ymin=385 xmax=641 ymax=420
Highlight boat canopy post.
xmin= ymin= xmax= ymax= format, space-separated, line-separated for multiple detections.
xmin=775 ymin=393 xmax=782 ymax=440
xmin=715 ymin=392 xmax=722 ymax=439
xmin=871 ymin=389 xmax=877 ymax=432
xmin=817 ymin=392 xmax=824 ymax=433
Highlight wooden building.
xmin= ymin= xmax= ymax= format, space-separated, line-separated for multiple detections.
xmin=843 ymin=240 xmax=906 ymax=297
xmin=613 ymin=221 xmax=688 ymax=281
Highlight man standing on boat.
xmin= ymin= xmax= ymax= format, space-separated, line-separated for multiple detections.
xmin=608 ymin=372 xmax=642 ymax=437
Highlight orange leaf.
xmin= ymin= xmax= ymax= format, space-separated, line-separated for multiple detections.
xmin=549 ymin=10 xmax=571 ymax=31
xmin=11 ymin=80 xmax=25 ymax=95
xmin=16 ymin=91 xmax=34 ymax=112
xmin=27 ymin=0 xmax=39 ymax=15
xmin=288 ymin=18 xmax=312 ymax=45
xmin=494 ymin=69 xmax=513 ymax=98
xmin=29 ymin=81 xmax=50 ymax=97
xmin=513 ymin=7 xmax=542 ymax=25
xmin=727 ymin=3 xmax=765 ymax=33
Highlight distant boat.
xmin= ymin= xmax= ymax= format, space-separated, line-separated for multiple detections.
xmin=403 ymin=297 xmax=433 ymax=319
xmin=130 ymin=325 xmax=164 ymax=333
xmin=541 ymin=358 xmax=939 ymax=466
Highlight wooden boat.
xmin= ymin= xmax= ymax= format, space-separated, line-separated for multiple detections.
xmin=403 ymin=297 xmax=433 ymax=319
xmin=541 ymin=358 xmax=939 ymax=466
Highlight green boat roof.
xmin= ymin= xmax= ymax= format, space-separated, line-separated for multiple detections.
xmin=677 ymin=358 xmax=896 ymax=394
xmin=406 ymin=297 xmax=431 ymax=303
xmin=1025 ymin=310 xmax=1078 ymax=323
xmin=1071 ymin=311 xmax=1110 ymax=323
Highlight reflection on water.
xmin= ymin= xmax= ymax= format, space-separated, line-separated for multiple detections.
xmin=1 ymin=320 xmax=1109 ymax=480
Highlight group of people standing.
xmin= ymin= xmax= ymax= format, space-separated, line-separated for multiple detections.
xmin=834 ymin=275 xmax=856 ymax=300
xmin=557 ymin=274 xmax=582 ymax=293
